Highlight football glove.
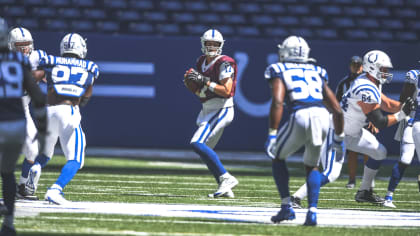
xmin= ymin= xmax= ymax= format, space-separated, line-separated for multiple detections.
xmin=332 ymin=132 xmax=345 ymax=162
xmin=265 ymin=130 xmax=277 ymax=159
xmin=186 ymin=68 xmax=210 ymax=86
xmin=401 ymin=97 xmax=417 ymax=116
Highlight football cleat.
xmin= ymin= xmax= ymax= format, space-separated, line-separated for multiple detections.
xmin=303 ymin=210 xmax=317 ymax=226
xmin=345 ymin=180 xmax=356 ymax=189
xmin=16 ymin=184 xmax=38 ymax=200
xmin=271 ymin=204 xmax=296 ymax=223
xmin=26 ymin=163 xmax=41 ymax=195
xmin=355 ymin=189 xmax=384 ymax=204
xmin=45 ymin=187 xmax=70 ymax=205
xmin=208 ymin=189 xmax=234 ymax=198
xmin=0 ymin=225 xmax=16 ymax=236
xmin=383 ymin=196 xmax=396 ymax=208
xmin=290 ymin=196 xmax=303 ymax=209
xmin=213 ymin=174 xmax=238 ymax=198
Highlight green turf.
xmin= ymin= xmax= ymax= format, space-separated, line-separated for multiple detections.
xmin=10 ymin=154 xmax=420 ymax=235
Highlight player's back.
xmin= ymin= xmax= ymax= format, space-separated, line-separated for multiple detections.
xmin=0 ymin=51 xmax=31 ymax=121
xmin=341 ymin=73 xmax=381 ymax=136
xmin=40 ymin=55 xmax=96 ymax=99
xmin=264 ymin=62 xmax=327 ymax=111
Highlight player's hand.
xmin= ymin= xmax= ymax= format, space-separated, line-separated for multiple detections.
xmin=264 ymin=134 xmax=277 ymax=159
xmin=332 ymin=132 xmax=345 ymax=162
xmin=401 ymin=97 xmax=416 ymax=116
xmin=367 ymin=122 xmax=379 ymax=134
xmin=89 ymin=62 xmax=99 ymax=79
xmin=186 ymin=68 xmax=210 ymax=86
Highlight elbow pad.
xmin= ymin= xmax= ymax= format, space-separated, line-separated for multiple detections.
xmin=366 ymin=108 xmax=388 ymax=129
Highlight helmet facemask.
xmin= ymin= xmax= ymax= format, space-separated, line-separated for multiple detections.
xmin=200 ymin=29 xmax=224 ymax=57
xmin=363 ymin=50 xmax=393 ymax=84
xmin=8 ymin=27 xmax=34 ymax=56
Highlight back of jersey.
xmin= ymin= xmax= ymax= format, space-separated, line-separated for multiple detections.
xmin=0 ymin=51 xmax=30 ymax=120
xmin=40 ymin=55 xmax=95 ymax=98
xmin=264 ymin=62 xmax=328 ymax=111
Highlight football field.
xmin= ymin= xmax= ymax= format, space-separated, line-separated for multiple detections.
xmin=10 ymin=152 xmax=420 ymax=235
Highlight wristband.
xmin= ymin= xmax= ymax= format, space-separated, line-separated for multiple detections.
xmin=333 ymin=132 xmax=345 ymax=142
xmin=209 ymin=82 xmax=217 ymax=92
xmin=269 ymin=128 xmax=277 ymax=136
xmin=393 ymin=111 xmax=406 ymax=122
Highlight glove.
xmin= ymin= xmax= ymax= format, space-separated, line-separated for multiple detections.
xmin=264 ymin=129 xmax=277 ymax=159
xmin=401 ymin=97 xmax=417 ymax=116
xmin=186 ymin=68 xmax=210 ymax=86
xmin=332 ymin=132 xmax=345 ymax=162
xmin=89 ymin=62 xmax=100 ymax=79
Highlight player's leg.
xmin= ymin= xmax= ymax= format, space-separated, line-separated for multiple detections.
xmin=346 ymin=129 xmax=386 ymax=204
xmin=346 ymin=151 xmax=358 ymax=188
xmin=45 ymin=105 xmax=84 ymax=205
xmin=0 ymin=120 xmax=25 ymax=234
xmin=190 ymin=107 xmax=236 ymax=197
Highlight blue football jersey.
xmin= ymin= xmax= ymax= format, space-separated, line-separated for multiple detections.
xmin=39 ymin=55 xmax=97 ymax=97
xmin=264 ymin=62 xmax=328 ymax=111
xmin=404 ymin=69 xmax=420 ymax=121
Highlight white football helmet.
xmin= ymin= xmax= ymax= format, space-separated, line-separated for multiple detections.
xmin=8 ymin=27 xmax=33 ymax=55
xmin=363 ymin=50 xmax=393 ymax=84
xmin=60 ymin=33 xmax=87 ymax=59
xmin=0 ymin=18 xmax=7 ymax=49
xmin=278 ymin=35 xmax=315 ymax=63
xmin=201 ymin=29 xmax=224 ymax=57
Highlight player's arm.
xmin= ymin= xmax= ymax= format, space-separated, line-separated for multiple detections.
xmin=204 ymin=77 xmax=232 ymax=98
xmin=79 ymin=84 xmax=93 ymax=107
xmin=380 ymin=92 xmax=401 ymax=113
xmin=323 ymin=83 xmax=344 ymax=135
xmin=31 ymin=70 xmax=46 ymax=82
xmin=400 ymin=82 xmax=416 ymax=103
xmin=268 ymin=78 xmax=285 ymax=132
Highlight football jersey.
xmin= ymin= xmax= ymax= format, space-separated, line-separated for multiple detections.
xmin=340 ymin=73 xmax=382 ymax=136
xmin=404 ymin=69 xmax=420 ymax=121
xmin=28 ymin=49 xmax=47 ymax=71
xmin=264 ymin=62 xmax=328 ymax=111
xmin=0 ymin=51 xmax=32 ymax=120
xmin=39 ymin=55 xmax=97 ymax=98
xmin=195 ymin=55 xmax=237 ymax=109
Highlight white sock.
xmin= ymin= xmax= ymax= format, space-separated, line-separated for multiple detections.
xmin=309 ymin=207 xmax=317 ymax=213
xmin=282 ymin=197 xmax=291 ymax=205
xmin=359 ymin=166 xmax=378 ymax=191
xmin=51 ymin=184 xmax=62 ymax=191
xmin=18 ymin=176 xmax=27 ymax=186
xmin=386 ymin=191 xmax=394 ymax=197
xmin=293 ymin=183 xmax=308 ymax=200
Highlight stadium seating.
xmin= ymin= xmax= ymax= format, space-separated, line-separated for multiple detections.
xmin=1 ymin=0 xmax=419 ymax=42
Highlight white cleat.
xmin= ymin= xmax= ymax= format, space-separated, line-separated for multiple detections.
xmin=213 ymin=174 xmax=238 ymax=198
xmin=383 ymin=199 xmax=396 ymax=208
xmin=45 ymin=188 xmax=70 ymax=205
xmin=26 ymin=164 xmax=41 ymax=195
xmin=208 ymin=189 xmax=234 ymax=198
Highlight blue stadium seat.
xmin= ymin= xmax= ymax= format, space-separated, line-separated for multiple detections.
xmin=71 ymin=20 xmax=94 ymax=31
xmin=319 ymin=5 xmax=342 ymax=15
xmin=223 ymin=14 xmax=246 ymax=24
xmin=184 ymin=24 xmax=208 ymax=35
xmin=331 ymin=0 xmax=353 ymax=4
xmin=237 ymin=3 xmax=261 ymax=13
xmin=58 ymin=8 xmax=81 ymax=19
xmin=160 ymin=1 xmax=183 ymax=11
xmin=46 ymin=19 xmax=68 ymax=30
xmin=277 ymin=16 xmax=300 ymax=26
xmin=409 ymin=21 xmax=420 ymax=30
xmin=186 ymin=2 xmax=208 ymax=11
xmin=345 ymin=29 xmax=369 ymax=39
xmin=264 ymin=27 xmax=289 ymax=37
xmin=394 ymin=8 xmax=416 ymax=18
xmin=237 ymin=26 xmax=260 ymax=36
xmin=210 ymin=2 xmax=232 ymax=12
xmin=199 ymin=13 xmax=222 ymax=24
xmin=72 ymin=0 xmax=95 ymax=7
xmin=306 ymin=0 xmax=329 ymax=2
xmin=343 ymin=6 xmax=366 ymax=16
xmin=83 ymin=9 xmax=106 ymax=20
xmin=32 ymin=7 xmax=56 ymax=18
xmin=104 ymin=0 xmax=127 ymax=9
xmin=129 ymin=22 xmax=154 ymax=33
xmin=214 ymin=25 xmax=234 ymax=36
xmin=172 ymin=12 xmax=195 ymax=23
xmin=287 ymin=5 xmax=310 ymax=15
xmin=355 ymin=0 xmax=376 ymax=5
xmin=158 ymin=24 xmax=180 ymax=34
xmin=261 ymin=4 xmax=285 ymax=13
xmin=316 ymin=29 xmax=338 ymax=39
xmin=382 ymin=0 xmax=404 ymax=6
xmin=407 ymin=0 xmax=420 ymax=6
xmin=332 ymin=17 xmax=355 ymax=28
xmin=367 ymin=7 xmax=390 ymax=17
xmin=395 ymin=31 xmax=417 ymax=41
xmin=144 ymin=12 xmax=167 ymax=22
xmin=302 ymin=16 xmax=324 ymax=27
xmin=48 ymin=0 xmax=71 ymax=7
xmin=117 ymin=10 xmax=141 ymax=21
xmin=97 ymin=21 xmax=120 ymax=32
xmin=4 ymin=6 xmax=26 ymax=17
xmin=357 ymin=18 xmax=379 ymax=28
xmin=290 ymin=28 xmax=313 ymax=38
xmin=129 ymin=0 xmax=154 ymax=10
xmin=16 ymin=17 xmax=40 ymax=30
xmin=21 ymin=0 xmax=44 ymax=5
xmin=381 ymin=19 xmax=404 ymax=29
xmin=370 ymin=31 xmax=394 ymax=41
xmin=252 ymin=15 xmax=275 ymax=25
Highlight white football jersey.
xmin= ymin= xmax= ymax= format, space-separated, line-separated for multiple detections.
xmin=341 ymin=73 xmax=382 ymax=137
xmin=28 ymin=49 xmax=47 ymax=71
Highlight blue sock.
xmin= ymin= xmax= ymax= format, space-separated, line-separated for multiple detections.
xmin=388 ymin=162 xmax=406 ymax=192
xmin=55 ymin=160 xmax=80 ymax=189
xmin=366 ymin=157 xmax=381 ymax=170
xmin=320 ymin=174 xmax=330 ymax=186
xmin=272 ymin=160 xmax=290 ymax=199
xmin=191 ymin=142 xmax=226 ymax=182
xmin=307 ymin=170 xmax=321 ymax=208
xmin=21 ymin=158 xmax=32 ymax=178
xmin=34 ymin=154 xmax=50 ymax=168
xmin=1 ymin=172 xmax=16 ymax=215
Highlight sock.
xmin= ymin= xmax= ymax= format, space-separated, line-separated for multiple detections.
xmin=359 ymin=158 xmax=381 ymax=190
xmin=1 ymin=172 xmax=16 ymax=222
xmin=272 ymin=160 xmax=290 ymax=201
xmin=307 ymin=170 xmax=321 ymax=208
xmin=20 ymin=158 xmax=32 ymax=179
xmin=387 ymin=162 xmax=406 ymax=192
xmin=320 ymin=174 xmax=330 ymax=186
xmin=55 ymin=160 xmax=80 ymax=189
xmin=294 ymin=174 xmax=329 ymax=200
xmin=3 ymin=215 xmax=14 ymax=229
xmin=191 ymin=142 xmax=226 ymax=182
xmin=34 ymin=154 xmax=50 ymax=168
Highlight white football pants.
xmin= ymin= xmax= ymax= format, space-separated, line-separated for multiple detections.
xmin=22 ymin=95 xmax=39 ymax=162
xmin=345 ymin=128 xmax=387 ymax=161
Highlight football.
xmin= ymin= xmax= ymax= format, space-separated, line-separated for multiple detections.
xmin=184 ymin=68 xmax=202 ymax=94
